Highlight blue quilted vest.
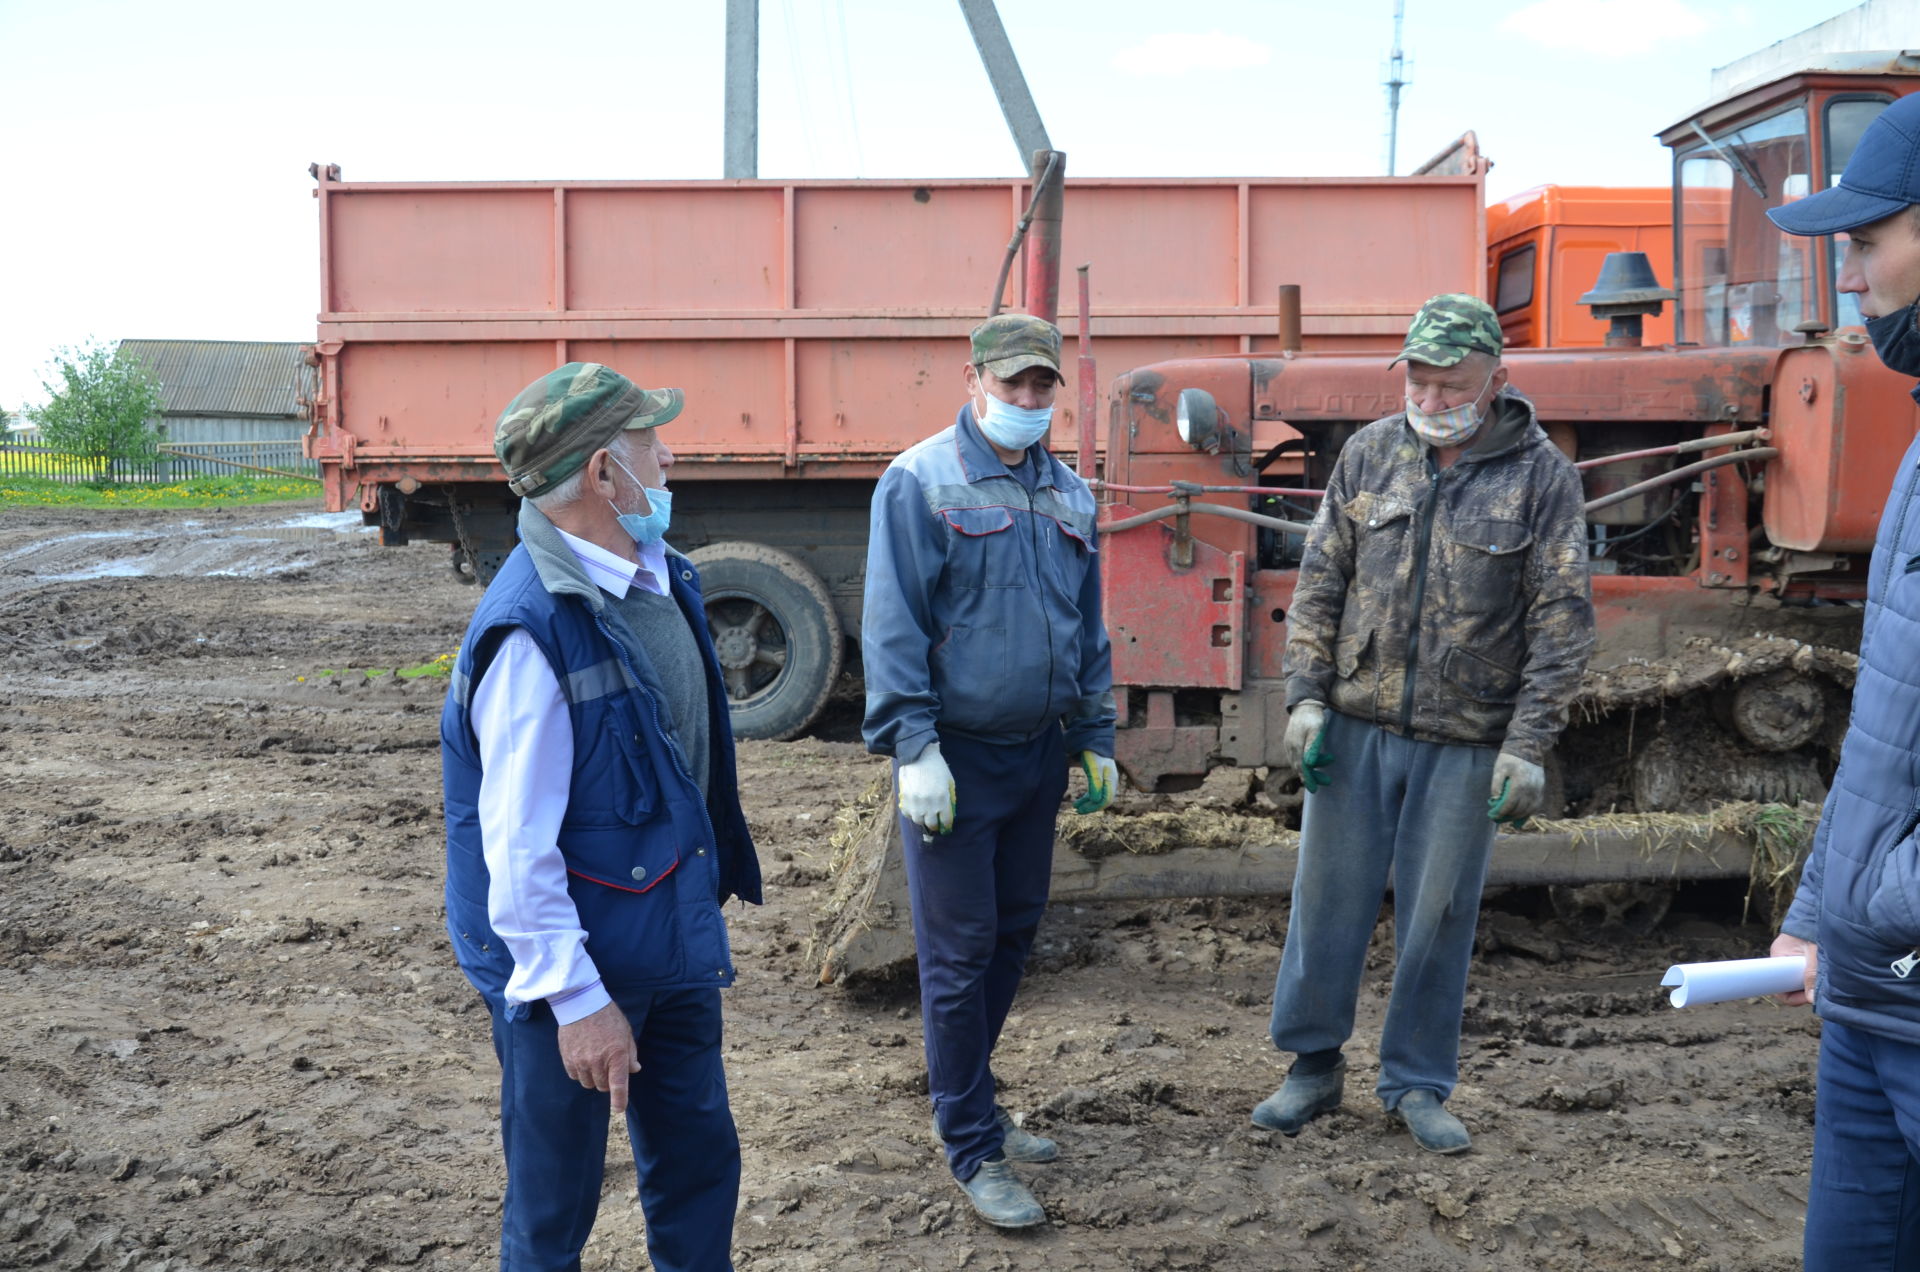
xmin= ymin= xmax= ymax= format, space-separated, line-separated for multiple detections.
xmin=440 ymin=540 xmax=761 ymax=1012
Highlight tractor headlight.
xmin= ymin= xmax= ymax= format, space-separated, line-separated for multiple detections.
xmin=1175 ymin=388 xmax=1219 ymax=451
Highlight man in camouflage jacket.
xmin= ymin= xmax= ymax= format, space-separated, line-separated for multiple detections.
xmin=1250 ymin=294 xmax=1594 ymax=1154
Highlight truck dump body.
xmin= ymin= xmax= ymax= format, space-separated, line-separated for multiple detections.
xmin=305 ymin=164 xmax=1487 ymax=737
xmin=307 ymin=167 xmax=1485 ymax=501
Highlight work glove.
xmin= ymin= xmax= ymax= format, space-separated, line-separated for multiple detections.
xmin=1283 ymin=702 xmax=1332 ymax=794
xmin=1074 ymin=751 xmax=1118 ymax=815
xmin=1488 ymin=751 xmax=1546 ymax=827
xmin=898 ymin=742 xmax=957 ymax=835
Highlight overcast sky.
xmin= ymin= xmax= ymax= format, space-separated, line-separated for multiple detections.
xmin=0 ymin=0 xmax=1863 ymax=410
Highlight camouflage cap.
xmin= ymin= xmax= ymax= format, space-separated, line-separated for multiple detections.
xmin=1390 ymin=293 xmax=1504 ymax=369
xmin=494 ymin=362 xmax=683 ymax=499
xmin=970 ymin=313 xmax=1063 ymax=380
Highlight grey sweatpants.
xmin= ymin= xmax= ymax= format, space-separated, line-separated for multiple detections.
xmin=1268 ymin=708 xmax=1498 ymax=1108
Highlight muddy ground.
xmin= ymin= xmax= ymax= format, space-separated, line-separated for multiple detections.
xmin=0 ymin=504 xmax=1822 ymax=1271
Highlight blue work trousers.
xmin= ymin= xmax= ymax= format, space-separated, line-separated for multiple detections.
xmin=1268 ymin=708 xmax=1497 ymax=1108
xmin=900 ymin=726 xmax=1067 ymax=1182
xmin=1804 ymin=1019 xmax=1920 ymax=1270
xmin=488 ymin=988 xmax=738 ymax=1272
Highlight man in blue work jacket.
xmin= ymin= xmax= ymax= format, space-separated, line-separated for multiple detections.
xmin=441 ymin=363 xmax=761 ymax=1271
xmin=1765 ymin=92 xmax=1920 ymax=1271
xmin=862 ymin=313 xmax=1118 ymax=1229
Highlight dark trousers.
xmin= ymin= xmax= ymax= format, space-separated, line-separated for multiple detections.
xmin=1268 ymin=709 xmax=1497 ymax=1107
xmin=1804 ymin=1019 xmax=1920 ymax=1270
xmin=899 ymin=726 xmax=1067 ymax=1182
xmin=489 ymin=988 xmax=738 ymax=1272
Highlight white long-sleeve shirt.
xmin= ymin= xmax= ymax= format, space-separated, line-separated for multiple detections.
xmin=469 ymin=531 xmax=670 ymax=1024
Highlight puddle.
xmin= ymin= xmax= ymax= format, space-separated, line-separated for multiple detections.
xmin=206 ymin=561 xmax=314 ymax=578
xmin=273 ymin=512 xmax=372 ymax=533
xmin=246 ymin=528 xmax=336 ymax=542
xmin=45 ymin=560 xmax=155 ymax=581
xmin=0 ymin=531 xmax=141 ymax=568
xmin=15 ymin=511 xmax=364 ymax=584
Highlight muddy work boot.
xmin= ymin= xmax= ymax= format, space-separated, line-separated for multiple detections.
xmin=1250 ymin=1058 xmax=1346 ymax=1135
xmin=1396 ymin=1089 xmax=1471 ymax=1155
xmin=994 ymin=1105 xmax=1058 ymax=1163
xmin=931 ymin=1105 xmax=1059 ymax=1163
xmin=956 ymin=1157 xmax=1046 ymax=1229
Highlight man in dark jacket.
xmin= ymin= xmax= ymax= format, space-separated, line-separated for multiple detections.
xmin=440 ymin=363 xmax=761 ymax=1271
xmin=1251 ymin=294 xmax=1594 ymax=1155
xmin=862 ymin=314 xmax=1117 ymax=1229
xmin=1765 ymin=92 xmax=1920 ymax=1271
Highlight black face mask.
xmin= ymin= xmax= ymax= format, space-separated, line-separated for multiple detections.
xmin=1867 ymin=298 xmax=1920 ymax=378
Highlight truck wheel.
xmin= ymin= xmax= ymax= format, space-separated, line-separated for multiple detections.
xmin=687 ymin=543 xmax=844 ymax=741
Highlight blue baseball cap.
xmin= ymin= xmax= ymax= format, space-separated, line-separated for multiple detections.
xmin=1769 ymin=93 xmax=1920 ymax=236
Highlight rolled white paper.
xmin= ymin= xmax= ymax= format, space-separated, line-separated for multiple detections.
xmin=1661 ymin=955 xmax=1807 ymax=1008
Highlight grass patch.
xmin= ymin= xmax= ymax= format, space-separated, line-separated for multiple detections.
xmin=1525 ymin=800 xmax=1819 ymax=921
xmin=297 ymin=652 xmax=457 ymax=684
xmin=0 ymin=475 xmax=321 ymax=509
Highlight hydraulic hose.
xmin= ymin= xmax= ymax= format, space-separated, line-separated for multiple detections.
xmin=1099 ymin=501 xmax=1314 ymax=537
xmin=986 ymin=153 xmax=1064 ymax=318
xmin=1573 ymin=428 xmax=1770 ymax=472
xmin=1092 ymin=479 xmax=1326 ymax=498
xmin=1582 ymin=447 xmax=1778 ymax=517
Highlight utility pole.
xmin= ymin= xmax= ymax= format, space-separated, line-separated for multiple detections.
xmin=956 ymin=0 xmax=1053 ymax=168
xmin=724 ymin=0 xmax=758 ymax=178
xmin=1384 ymin=0 xmax=1409 ymax=176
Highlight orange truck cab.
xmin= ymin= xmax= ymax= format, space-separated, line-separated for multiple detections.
xmin=1487 ymin=186 xmax=1675 ymax=348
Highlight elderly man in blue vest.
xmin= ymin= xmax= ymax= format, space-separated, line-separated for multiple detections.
xmin=1764 ymin=93 xmax=1920 ymax=1271
xmin=441 ymin=363 xmax=762 ymax=1271
xmin=862 ymin=313 xmax=1118 ymax=1229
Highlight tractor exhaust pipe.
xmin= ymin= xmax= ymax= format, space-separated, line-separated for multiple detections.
xmin=1023 ymin=148 xmax=1066 ymax=324
xmin=1277 ymin=284 xmax=1302 ymax=353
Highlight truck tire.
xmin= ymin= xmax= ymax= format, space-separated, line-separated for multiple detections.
xmin=687 ymin=542 xmax=844 ymax=741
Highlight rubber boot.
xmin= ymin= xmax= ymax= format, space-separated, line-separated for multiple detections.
xmin=956 ymin=1157 xmax=1046 ymax=1229
xmin=1250 ymin=1058 xmax=1346 ymax=1135
xmin=931 ymin=1104 xmax=1059 ymax=1163
xmin=1396 ymin=1089 xmax=1471 ymax=1155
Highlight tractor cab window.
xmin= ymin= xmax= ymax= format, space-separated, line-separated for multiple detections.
xmin=1675 ymin=105 xmax=1816 ymax=346
xmin=1825 ymin=96 xmax=1894 ymax=330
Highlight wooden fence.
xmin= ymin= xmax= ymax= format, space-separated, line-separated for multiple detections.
xmin=0 ymin=440 xmax=318 ymax=483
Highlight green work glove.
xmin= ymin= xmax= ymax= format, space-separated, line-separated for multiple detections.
xmin=1074 ymin=751 xmax=1118 ymax=815
xmin=1284 ymin=702 xmax=1332 ymax=794
xmin=1301 ymin=725 xmax=1333 ymax=794
xmin=1487 ymin=779 xmax=1526 ymax=829
xmin=1487 ymin=752 xmax=1546 ymax=829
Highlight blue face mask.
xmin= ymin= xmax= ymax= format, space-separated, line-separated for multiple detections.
xmin=976 ymin=394 xmax=1053 ymax=452
xmin=607 ymin=455 xmax=673 ymax=545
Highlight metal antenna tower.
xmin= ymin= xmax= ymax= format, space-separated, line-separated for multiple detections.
xmin=1384 ymin=0 xmax=1409 ymax=175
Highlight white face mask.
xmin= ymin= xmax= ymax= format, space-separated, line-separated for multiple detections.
xmin=1405 ymin=366 xmax=1496 ymax=448
xmin=975 ymin=394 xmax=1054 ymax=452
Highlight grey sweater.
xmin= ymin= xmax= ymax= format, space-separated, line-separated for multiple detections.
xmin=517 ymin=501 xmax=712 ymax=798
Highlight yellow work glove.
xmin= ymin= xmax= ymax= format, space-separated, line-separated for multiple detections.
xmin=1074 ymin=751 xmax=1118 ymax=815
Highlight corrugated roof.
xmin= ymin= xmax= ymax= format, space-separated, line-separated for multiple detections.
xmin=117 ymin=340 xmax=310 ymax=418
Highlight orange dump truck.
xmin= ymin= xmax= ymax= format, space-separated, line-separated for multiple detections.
xmin=1488 ymin=186 xmax=1675 ymax=349
xmin=304 ymin=164 xmax=1486 ymax=736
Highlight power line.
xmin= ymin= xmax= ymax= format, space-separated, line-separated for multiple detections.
xmin=831 ymin=0 xmax=864 ymax=175
xmin=780 ymin=0 xmax=821 ymax=171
